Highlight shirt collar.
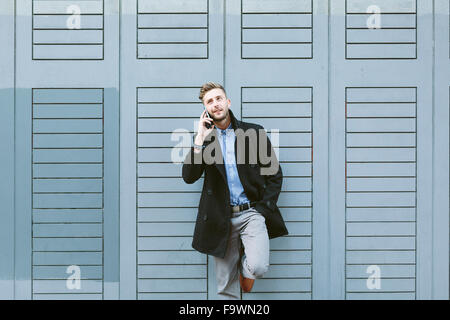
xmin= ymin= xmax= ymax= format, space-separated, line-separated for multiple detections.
xmin=216 ymin=122 xmax=233 ymax=136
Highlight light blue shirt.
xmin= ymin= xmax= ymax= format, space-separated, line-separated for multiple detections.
xmin=216 ymin=122 xmax=250 ymax=206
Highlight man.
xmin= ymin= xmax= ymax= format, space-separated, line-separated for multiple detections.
xmin=182 ymin=82 xmax=288 ymax=299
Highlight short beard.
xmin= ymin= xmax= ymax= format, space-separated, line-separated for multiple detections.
xmin=212 ymin=109 xmax=228 ymax=122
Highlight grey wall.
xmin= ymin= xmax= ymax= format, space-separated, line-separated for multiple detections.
xmin=0 ymin=0 xmax=448 ymax=300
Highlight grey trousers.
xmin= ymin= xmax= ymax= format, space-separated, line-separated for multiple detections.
xmin=213 ymin=207 xmax=270 ymax=300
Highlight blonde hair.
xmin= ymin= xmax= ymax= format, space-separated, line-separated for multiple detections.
xmin=199 ymin=82 xmax=227 ymax=102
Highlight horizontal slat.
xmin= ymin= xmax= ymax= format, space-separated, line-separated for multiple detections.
xmin=346 ymin=208 xmax=415 ymax=222
xmin=33 ymin=265 xmax=102 ymax=280
xmin=138 ymin=292 xmax=206 ymax=300
xmin=347 ymin=44 xmax=416 ymax=59
xmin=138 ymin=265 xmax=205 ymax=278
xmin=138 ymin=193 xmax=200 ymax=207
xmin=138 ymin=177 xmax=202 ymax=192
xmin=33 ymin=134 xmax=103 ymax=148
xmin=138 ymin=14 xmax=207 ymax=28
xmin=33 ymin=209 xmax=103 ymax=223
xmin=346 ymin=250 xmax=415 ymax=264
xmin=347 ymin=163 xmax=415 ymax=177
xmin=243 ymin=292 xmax=311 ymax=300
xmin=33 ymin=293 xmax=102 ymax=300
xmin=270 ymin=236 xmax=311 ymax=250
xmin=138 ymin=279 xmax=206 ymax=293
xmin=264 ymin=264 xmax=311 ymax=278
xmin=138 ymin=104 xmax=203 ymax=117
xmin=347 ymin=222 xmax=415 ymax=236
xmin=347 ymin=119 xmax=415 ymax=132
xmin=347 ymin=177 xmax=415 ymax=192
xmin=347 ymin=29 xmax=415 ymax=43
xmin=347 ymin=279 xmax=415 ymax=292
xmin=347 ymin=104 xmax=416 ymax=117
xmin=242 ymin=102 xmax=312 ymax=117
xmin=33 ymin=280 xmax=102 ymax=294
xmin=346 ymin=14 xmax=416 ymax=28
xmin=346 ymin=0 xmax=416 ymax=13
xmin=33 ymin=30 xmax=102 ymax=44
xmin=33 ymin=252 xmax=102 ymax=265
xmin=346 ymin=292 xmax=414 ymax=300
xmin=138 ymin=237 xmax=193 ymax=251
xmin=280 ymin=163 xmax=312 ymax=177
xmin=33 ymin=237 xmax=102 ymax=251
xmin=138 ymin=132 xmax=193 ymax=148
xmin=281 ymin=222 xmax=311 ymax=236
xmin=138 ymin=118 xmax=198 ymax=132
xmin=243 ymin=29 xmax=311 ymax=42
xmin=347 ymin=192 xmax=415 ymax=207
xmin=34 ymin=105 xmax=103 ymax=118
xmin=138 ymin=222 xmax=195 ymax=237
xmin=138 ymin=87 xmax=199 ymax=103
xmin=138 ymin=208 xmax=197 ymax=222
xmin=34 ymin=15 xmax=103 ymax=29
xmin=33 ymin=223 xmax=102 ymax=237
xmin=138 ymin=43 xmax=207 ymax=58
xmin=243 ymin=0 xmax=312 ymax=13
xmin=252 ymin=279 xmax=311 ymax=292
xmin=33 ymin=119 xmax=103 ymax=133
xmin=138 ymin=0 xmax=207 ymax=13
xmin=347 ymin=148 xmax=415 ymax=162
xmin=138 ymin=29 xmax=207 ymax=42
xmin=278 ymin=191 xmax=311 ymax=207
xmin=270 ymin=251 xmax=311 ymax=264
xmin=138 ymin=251 xmax=206 ymax=264
xmin=33 ymin=44 xmax=103 ymax=59
xmin=34 ymin=164 xmax=102 ymax=178
xmin=33 ymin=194 xmax=103 ymax=209
xmin=33 ymin=149 xmax=102 ymax=163
xmin=279 ymin=207 xmax=311 ymax=222
xmin=347 ymin=236 xmax=415 ymax=250
xmin=242 ymin=88 xmax=312 ymax=103
xmin=34 ymin=1 xmax=103 ymax=14
xmin=33 ymin=89 xmax=103 ymax=104
xmin=244 ymin=118 xmax=311 ymax=131
xmin=243 ymin=43 xmax=312 ymax=58
xmin=243 ymin=13 xmax=311 ymax=28
xmin=346 ymin=264 xmax=415 ymax=278
xmin=34 ymin=178 xmax=102 ymax=193
xmin=347 ymin=133 xmax=415 ymax=147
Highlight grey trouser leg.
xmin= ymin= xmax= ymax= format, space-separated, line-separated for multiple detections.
xmin=213 ymin=207 xmax=270 ymax=300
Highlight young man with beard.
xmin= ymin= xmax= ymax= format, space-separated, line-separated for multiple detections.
xmin=182 ymin=82 xmax=288 ymax=299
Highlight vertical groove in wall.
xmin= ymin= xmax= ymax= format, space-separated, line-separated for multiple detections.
xmin=13 ymin=0 xmax=17 ymax=300
xmin=118 ymin=0 xmax=122 ymax=299
xmin=223 ymin=0 xmax=226 ymax=89
xmin=431 ymin=0 xmax=435 ymax=297
xmin=327 ymin=0 xmax=331 ymax=300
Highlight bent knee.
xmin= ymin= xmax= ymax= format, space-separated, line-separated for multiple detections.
xmin=251 ymin=263 xmax=269 ymax=278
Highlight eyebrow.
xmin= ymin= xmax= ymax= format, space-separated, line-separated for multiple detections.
xmin=207 ymin=95 xmax=223 ymax=102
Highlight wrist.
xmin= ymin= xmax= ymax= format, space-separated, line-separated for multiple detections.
xmin=194 ymin=134 xmax=204 ymax=146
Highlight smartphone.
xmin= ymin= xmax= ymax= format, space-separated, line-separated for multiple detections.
xmin=204 ymin=107 xmax=212 ymax=129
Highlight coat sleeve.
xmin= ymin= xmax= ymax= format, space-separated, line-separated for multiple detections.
xmin=254 ymin=125 xmax=283 ymax=215
xmin=182 ymin=139 xmax=206 ymax=184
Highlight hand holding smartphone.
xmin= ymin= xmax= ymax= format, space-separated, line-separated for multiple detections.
xmin=204 ymin=107 xmax=212 ymax=129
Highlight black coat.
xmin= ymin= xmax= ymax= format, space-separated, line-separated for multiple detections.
xmin=182 ymin=109 xmax=288 ymax=258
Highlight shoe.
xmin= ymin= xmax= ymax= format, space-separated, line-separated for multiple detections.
xmin=239 ymin=273 xmax=255 ymax=293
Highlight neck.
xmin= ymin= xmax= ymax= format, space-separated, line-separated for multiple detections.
xmin=215 ymin=112 xmax=231 ymax=130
